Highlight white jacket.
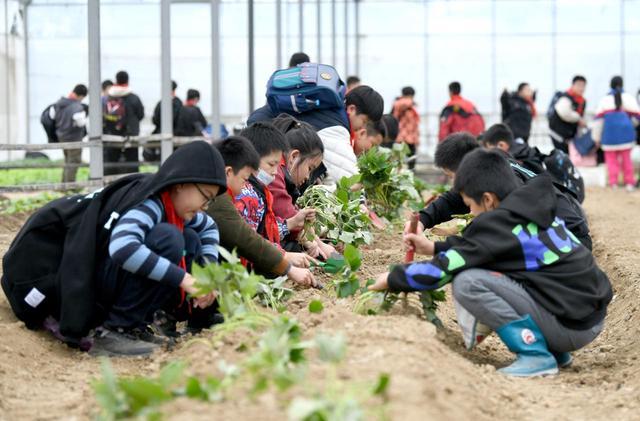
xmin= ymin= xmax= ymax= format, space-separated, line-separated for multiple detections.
xmin=318 ymin=125 xmax=358 ymax=185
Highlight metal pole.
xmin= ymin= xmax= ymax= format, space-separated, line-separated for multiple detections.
xmin=276 ymin=0 xmax=282 ymax=68
xmin=620 ymin=0 xmax=625 ymax=77
xmin=331 ymin=0 xmax=336 ymax=66
xmin=317 ymin=0 xmax=321 ymax=63
xmin=344 ymin=0 xmax=349 ymax=76
xmin=551 ymin=0 xmax=557 ymax=91
xmin=298 ymin=0 xmax=303 ymax=51
xmin=160 ymin=0 xmax=172 ymax=162
xmin=88 ymin=0 xmax=103 ymax=180
xmin=24 ymin=3 xmax=30 ymax=144
xmin=248 ymin=0 xmax=255 ymax=114
xmin=211 ymin=0 xmax=221 ymax=138
xmin=423 ymin=0 xmax=430 ymax=159
xmin=4 ymin=0 xmax=10 ymax=152
xmin=491 ymin=0 xmax=497 ymax=115
xmin=355 ymin=0 xmax=359 ymax=76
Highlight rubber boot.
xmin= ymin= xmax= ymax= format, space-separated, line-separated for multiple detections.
xmin=552 ymin=351 xmax=573 ymax=368
xmin=496 ymin=315 xmax=558 ymax=377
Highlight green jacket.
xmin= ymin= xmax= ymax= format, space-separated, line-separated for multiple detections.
xmin=207 ymin=193 xmax=289 ymax=276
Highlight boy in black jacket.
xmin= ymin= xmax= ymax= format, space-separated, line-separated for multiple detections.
xmin=372 ymin=149 xmax=612 ymax=377
xmin=482 ymin=123 xmax=545 ymax=175
xmin=407 ymin=132 xmax=592 ymax=250
xmin=175 ymin=89 xmax=208 ymax=137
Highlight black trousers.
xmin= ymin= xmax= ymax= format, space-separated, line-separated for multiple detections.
xmin=103 ymin=146 xmax=140 ymax=176
xmin=96 ymin=223 xmax=215 ymax=330
xmin=550 ymin=136 xmax=569 ymax=154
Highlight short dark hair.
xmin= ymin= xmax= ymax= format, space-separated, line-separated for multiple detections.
xmin=610 ymin=75 xmax=623 ymax=90
xmin=572 ymin=75 xmax=586 ymax=84
xmin=73 ymin=84 xmax=88 ymax=97
xmin=115 ymin=71 xmax=129 ymax=85
xmin=345 ymin=85 xmax=384 ymax=122
xmin=289 ymin=52 xmax=310 ymax=68
xmin=101 ymin=79 xmax=113 ymax=91
xmin=365 ymin=120 xmax=385 ymax=138
xmin=449 ymin=82 xmax=461 ymax=95
xmin=434 ymin=132 xmax=480 ymax=172
xmin=346 ymin=76 xmax=361 ymax=86
xmin=453 ymin=149 xmax=519 ymax=203
xmin=380 ymin=114 xmax=399 ymax=142
xmin=401 ymin=86 xmax=415 ymax=97
xmin=239 ymin=121 xmax=289 ymax=158
xmin=482 ymin=124 xmax=514 ymax=147
xmin=271 ymin=114 xmax=324 ymax=160
xmin=172 ymin=80 xmax=178 ymax=91
xmin=517 ymin=82 xmax=529 ymax=92
xmin=216 ymin=135 xmax=260 ymax=172
xmin=187 ymin=89 xmax=200 ymax=101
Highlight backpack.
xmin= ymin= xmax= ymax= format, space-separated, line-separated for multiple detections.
xmin=546 ymin=91 xmax=564 ymax=120
xmin=103 ymin=96 xmax=127 ymax=134
xmin=543 ymin=149 xmax=585 ymax=203
xmin=40 ymin=104 xmax=58 ymax=143
xmin=266 ymin=63 xmax=346 ymax=115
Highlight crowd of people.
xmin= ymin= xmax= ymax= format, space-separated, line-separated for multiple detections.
xmin=4 ymin=52 xmax=624 ymax=378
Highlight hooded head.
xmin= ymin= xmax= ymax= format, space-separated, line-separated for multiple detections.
xmin=150 ymin=141 xmax=227 ymax=220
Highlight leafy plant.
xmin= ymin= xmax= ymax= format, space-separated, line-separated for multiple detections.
xmin=308 ymin=300 xmax=324 ymax=314
xmin=331 ymin=244 xmax=363 ymax=298
xmin=0 ymin=191 xmax=64 ymax=215
xmin=297 ymin=174 xmax=372 ymax=247
xmin=257 ymin=276 xmax=294 ymax=313
xmin=419 ymin=290 xmax=447 ymax=328
xmin=357 ymin=145 xmax=422 ymax=220
xmin=245 ymin=316 xmax=310 ymax=394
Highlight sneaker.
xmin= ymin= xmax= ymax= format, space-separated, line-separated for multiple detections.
xmin=130 ymin=325 xmax=170 ymax=345
xmin=89 ymin=327 xmax=159 ymax=357
xmin=626 ymin=184 xmax=636 ymax=193
xmin=185 ymin=312 xmax=225 ymax=335
xmin=151 ymin=310 xmax=180 ymax=338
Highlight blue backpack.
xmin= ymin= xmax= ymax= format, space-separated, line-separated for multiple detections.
xmin=266 ymin=63 xmax=346 ymax=115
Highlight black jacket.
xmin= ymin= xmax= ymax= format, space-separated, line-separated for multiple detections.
xmin=501 ymin=91 xmax=533 ymax=142
xmin=509 ymin=139 xmax=546 ymax=174
xmin=103 ymin=85 xmax=145 ymax=136
xmin=391 ymin=175 xmax=612 ymax=330
xmin=548 ymin=93 xmax=585 ymax=140
xmin=54 ymin=97 xmax=86 ymax=142
xmin=175 ymin=105 xmax=208 ymax=137
xmin=1 ymin=141 xmax=227 ymax=341
xmin=419 ymin=160 xmax=592 ymax=250
xmin=152 ymin=97 xmax=183 ymax=134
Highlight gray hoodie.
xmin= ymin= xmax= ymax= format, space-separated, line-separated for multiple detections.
xmin=54 ymin=97 xmax=87 ymax=142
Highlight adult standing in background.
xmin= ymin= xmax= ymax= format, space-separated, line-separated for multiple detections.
xmin=392 ymin=86 xmax=420 ymax=170
xmin=501 ymin=82 xmax=536 ymax=143
xmin=55 ymin=84 xmax=88 ymax=183
xmin=438 ymin=82 xmax=485 ymax=142
xmin=548 ymin=76 xmax=587 ymax=154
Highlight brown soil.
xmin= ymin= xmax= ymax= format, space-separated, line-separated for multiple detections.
xmin=1 ymin=188 xmax=639 ymax=420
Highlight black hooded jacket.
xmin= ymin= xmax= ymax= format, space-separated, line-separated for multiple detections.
xmin=1 ymin=141 xmax=227 ymax=340
xmin=390 ymin=176 xmax=612 ymax=330
xmin=419 ymin=160 xmax=592 ymax=250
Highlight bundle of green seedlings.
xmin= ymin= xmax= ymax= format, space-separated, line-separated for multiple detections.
xmin=357 ymin=144 xmax=423 ymax=221
xmin=296 ymin=174 xmax=372 ymax=247
xmin=0 ymin=191 xmax=64 ymax=215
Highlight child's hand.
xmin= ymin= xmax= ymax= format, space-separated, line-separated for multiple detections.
xmin=180 ymin=273 xmax=199 ymax=295
xmin=303 ymin=240 xmax=321 ymax=258
xmin=287 ymin=266 xmax=318 ymax=288
xmin=368 ymin=272 xmax=389 ymax=291
xmin=193 ymin=291 xmax=217 ymax=309
xmin=316 ymin=239 xmax=336 ymax=260
xmin=404 ymin=233 xmax=435 ymax=256
xmin=285 ymin=252 xmax=318 ymax=268
xmin=287 ymin=208 xmax=316 ymax=231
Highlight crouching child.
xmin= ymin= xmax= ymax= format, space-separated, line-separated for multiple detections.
xmin=371 ymin=149 xmax=612 ymax=377
xmin=2 ymin=141 xmax=228 ymax=357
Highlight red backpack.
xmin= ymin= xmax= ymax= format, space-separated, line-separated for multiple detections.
xmin=103 ymin=96 xmax=127 ymax=135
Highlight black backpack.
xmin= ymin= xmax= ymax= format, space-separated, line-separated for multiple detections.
xmin=546 ymin=91 xmax=564 ymax=120
xmin=40 ymin=104 xmax=58 ymax=143
xmin=103 ymin=96 xmax=128 ymax=135
xmin=543 ymin=149 xmax=585 ymax=203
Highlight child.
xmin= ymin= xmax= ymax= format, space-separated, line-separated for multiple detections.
xmin=592 ymin=76 xmax=640 ymax=191
xmin=216 ymin=135 xmax=318 ymax=284
xmin=482 ymin=123 xmax=545 ymax=175
xmin=269 ymin=115 xmax=337 ymax=258
xmin=406 ymin=132 xmax=592 ymax=250
xmin=372 ymin=149 xmax=612 ymax=377
xmin=2 ymin=141 xmax=227 ymax=357
xmin=175 ymin=89 xmax=208 ymax=137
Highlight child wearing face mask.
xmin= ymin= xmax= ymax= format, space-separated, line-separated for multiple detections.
xmin=269 ymin=115 xmax=337 ymax=258
xmin=232 ymin=122 xmax=319 ymax=267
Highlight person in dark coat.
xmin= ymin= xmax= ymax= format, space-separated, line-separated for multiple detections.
xmin=174 ymin=89 xmax=208 ymax=137
xmin=501 ymin=82 xmax=536 ymax=143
